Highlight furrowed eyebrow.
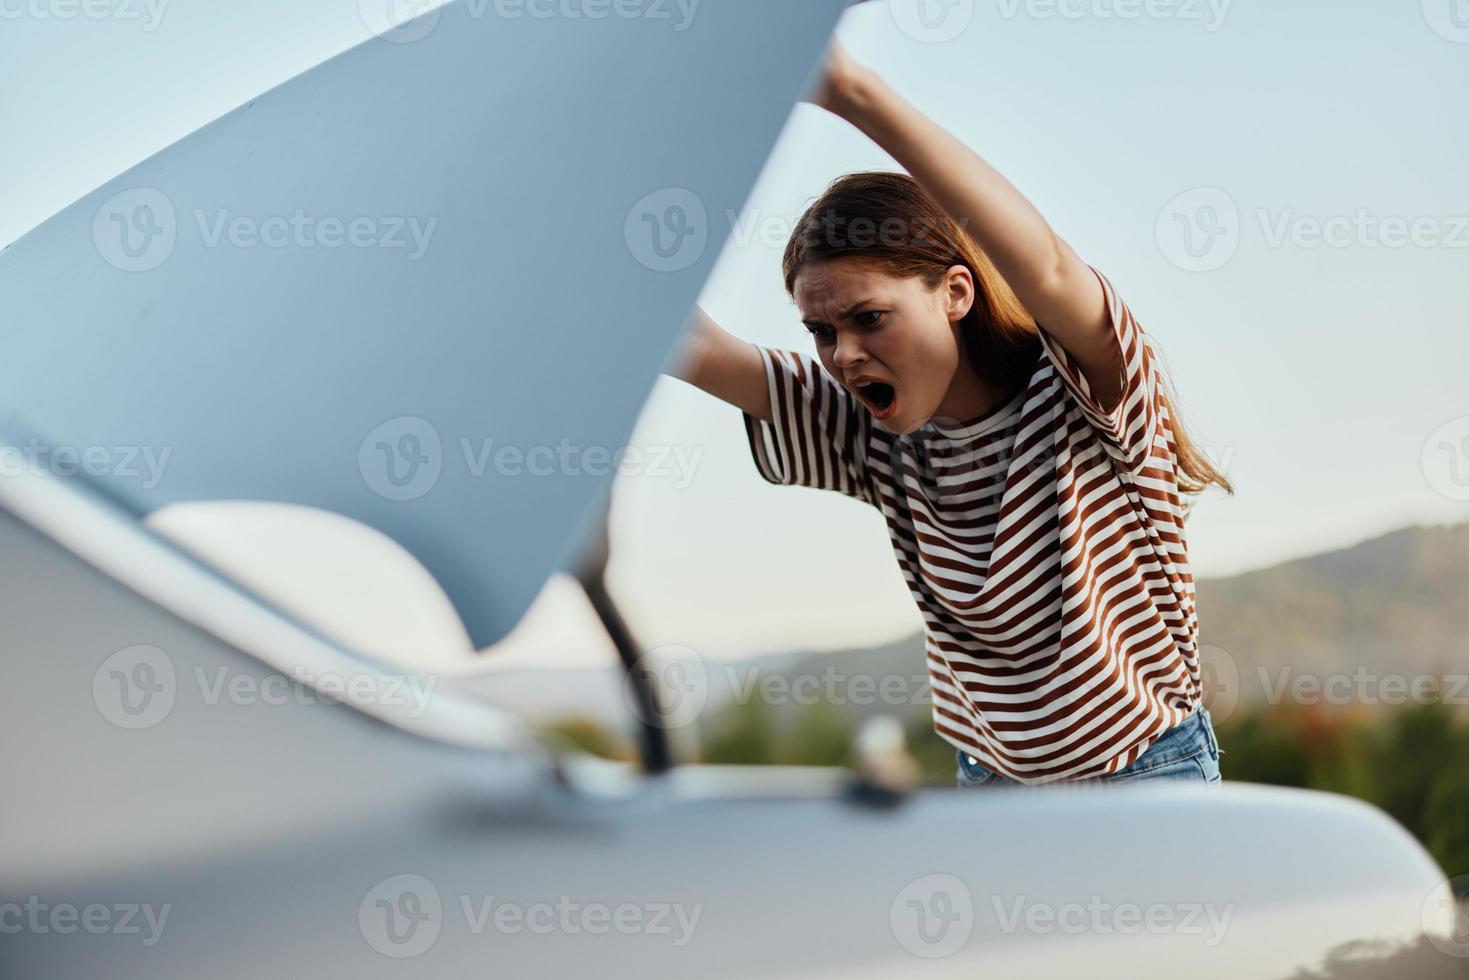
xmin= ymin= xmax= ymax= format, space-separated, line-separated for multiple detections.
xmin=801 ymin=300 xmax=874 ymax=328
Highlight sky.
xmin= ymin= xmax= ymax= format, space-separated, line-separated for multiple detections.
xmin=3 ymin=0 xmax=1467 ymax=669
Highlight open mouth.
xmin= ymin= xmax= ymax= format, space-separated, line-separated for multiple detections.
xmin=854 ymin=380 xmax=898 ymax=422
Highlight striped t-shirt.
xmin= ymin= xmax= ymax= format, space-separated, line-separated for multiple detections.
xmin=742 ymin=265 xmax=1201 ymax=783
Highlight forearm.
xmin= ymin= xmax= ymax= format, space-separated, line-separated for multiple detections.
xmin=829 ymin=68 xmax=1072 ymax=310
xmin=673 ymin=307 xmax=772 ymax=423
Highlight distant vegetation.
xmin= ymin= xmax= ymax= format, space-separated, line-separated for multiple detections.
xmin=541 ymin=524 xmax=1469 ymax=891
xmin=547 ymin=693 xmax=1469 ymax=891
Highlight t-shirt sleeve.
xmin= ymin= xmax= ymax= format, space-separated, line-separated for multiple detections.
xmin=741 ymin=344 xmax=879 ymax=507
xmin=1035 ymin=264 xmax=1164 ymax=475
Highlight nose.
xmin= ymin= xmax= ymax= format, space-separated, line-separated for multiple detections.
xmin=832 ymin=331 xmax=866 ymax=369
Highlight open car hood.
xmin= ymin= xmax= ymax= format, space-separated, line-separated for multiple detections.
xmin=0 ymin=0 xmax=850 ymax=650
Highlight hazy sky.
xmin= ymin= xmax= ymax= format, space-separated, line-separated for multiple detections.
xmin=4 ymin=0 xmax=1467 ymax=669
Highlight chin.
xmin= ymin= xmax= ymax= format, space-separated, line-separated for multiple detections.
xmin=876 ymin=414 xmax=922 ymax=436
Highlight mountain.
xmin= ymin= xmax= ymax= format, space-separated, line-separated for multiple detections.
xmin=1194 ymin=522 xmax=1469 ymax=715
xmin=463 ymin=522 xmax=1469 ymax=733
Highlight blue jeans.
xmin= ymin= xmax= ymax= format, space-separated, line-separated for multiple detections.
xmin=955 ymin=705 xmax=1223 ymax=788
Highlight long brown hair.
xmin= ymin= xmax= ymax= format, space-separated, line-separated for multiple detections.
xmin=780 ymin=171 xmax=1232 ymax=498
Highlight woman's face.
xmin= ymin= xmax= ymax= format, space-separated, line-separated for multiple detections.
xmin=793 ymin=257 xmax=977 ymax=435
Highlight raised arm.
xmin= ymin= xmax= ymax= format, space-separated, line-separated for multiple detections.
xmin=812 ymin=42 xmax=1123 ymax=413
xmin=672 ymin=306 xmax=773 ymax=423
xmin=678 ymin=306 xmax=879 ymax=505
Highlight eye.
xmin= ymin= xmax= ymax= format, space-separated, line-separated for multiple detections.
xmin=806 ymin=325 xmax=835 ymax=345
xmin=855 ymin=310 xmax=885 ymax=328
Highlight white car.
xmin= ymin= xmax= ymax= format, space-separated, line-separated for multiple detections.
xmin=0 ymin=2 xmax=1460 ymax=977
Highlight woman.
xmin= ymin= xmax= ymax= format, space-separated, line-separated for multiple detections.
xmin=676 ymin=42 xmax=1230 ymax=787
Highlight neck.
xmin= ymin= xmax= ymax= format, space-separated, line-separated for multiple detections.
xmin=934 ymin=361 xmax=1010 ymax=424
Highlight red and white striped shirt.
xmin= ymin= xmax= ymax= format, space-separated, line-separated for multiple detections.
xmin=743 ymin=265 xmax=1201 ymax=783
